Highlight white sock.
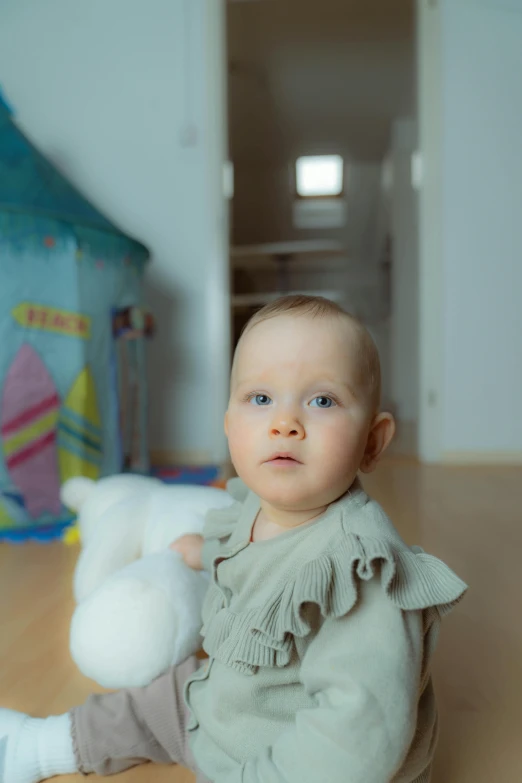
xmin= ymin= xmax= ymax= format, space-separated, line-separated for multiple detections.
xmin=0 ymin=709 xmax=77 ymax=783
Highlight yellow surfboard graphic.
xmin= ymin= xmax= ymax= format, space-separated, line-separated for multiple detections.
xmin=58 ymin=367 xmax=102 ymax=482
xmin=0 ymin=502 xmax=15 ymax=530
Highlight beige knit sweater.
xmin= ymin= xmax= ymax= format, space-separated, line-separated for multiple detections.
xmin=185 ymin=478 xmax=467 ymax=783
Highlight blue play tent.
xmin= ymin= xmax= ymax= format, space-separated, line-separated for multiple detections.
xmin=0 ymin=91 xmax=150 ymax=541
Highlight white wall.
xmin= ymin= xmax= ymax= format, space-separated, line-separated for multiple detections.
xmin=417 ymin=0 xmax=522 ymax=459
xmin=0 ymin=0 xmax=230 ymax=463
xmin=390 ymin=118 xmax=419 ymax=426
xmin=417 ymin=0 xmax=445 ymax=462
xmin=442 ymin=0 xmax=522 ymax=455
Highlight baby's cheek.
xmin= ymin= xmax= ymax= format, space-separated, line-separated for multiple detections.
xmin=228 ymin=418 xmax=257 ymax=464
xmin=227 ymin=429 xmax=245 ymax=463
xmin=317 ymin=421 xmax=360 ymax=464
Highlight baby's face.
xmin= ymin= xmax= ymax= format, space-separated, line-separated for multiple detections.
xmin=225 ymin=315 xmax=375 ymax=513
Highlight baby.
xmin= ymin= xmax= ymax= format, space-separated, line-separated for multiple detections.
xmin=0 ymin=295 xmax=467 ymax=783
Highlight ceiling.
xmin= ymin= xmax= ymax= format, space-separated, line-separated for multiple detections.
xmin=227 ymin=0 xmax=415 ymax=166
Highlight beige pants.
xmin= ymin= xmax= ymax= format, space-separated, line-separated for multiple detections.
xmin=70 ymin=656 xmax=210 ymax=782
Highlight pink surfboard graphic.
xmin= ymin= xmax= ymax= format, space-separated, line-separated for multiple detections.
xmin=1 ymin=344 xmax=61 ymax=518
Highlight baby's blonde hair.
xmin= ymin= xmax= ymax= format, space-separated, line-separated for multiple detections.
xmin=234 ymin=295 xmax=382 ymax=413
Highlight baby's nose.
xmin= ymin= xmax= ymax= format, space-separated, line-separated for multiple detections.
xmin=270 ymin=418 xmax=305 ymax=439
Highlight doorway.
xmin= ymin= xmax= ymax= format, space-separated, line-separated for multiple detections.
xmin=226 ymin=0 xmax=419 ymax=457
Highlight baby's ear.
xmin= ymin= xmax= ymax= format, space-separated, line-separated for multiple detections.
xmin=360 ymin=413 xmax=396 ymax=474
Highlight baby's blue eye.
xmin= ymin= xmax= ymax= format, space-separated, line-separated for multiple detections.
xmin=310 ymin=396 xmax=334 ymax=408
xmin=250 ymin=394 xmax=272 ymax=406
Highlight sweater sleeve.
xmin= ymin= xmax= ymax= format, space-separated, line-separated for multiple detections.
xmin=214 ymin=571 xmax=423 ymax=783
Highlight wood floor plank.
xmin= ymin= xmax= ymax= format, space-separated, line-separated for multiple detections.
xmin=1 ymin=461 xmax=521 ymax=781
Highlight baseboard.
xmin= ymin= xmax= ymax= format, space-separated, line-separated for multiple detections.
xmin=152 ymin=443 xmax=522 ymax=468
xmin=442 ymin=451 xmax=522 ymax=466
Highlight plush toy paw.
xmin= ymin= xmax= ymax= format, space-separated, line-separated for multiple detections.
xmin=70 ymin=550 xmax=209 ymax=689
xmin=64 ymin=475 xmax=235 ymax=688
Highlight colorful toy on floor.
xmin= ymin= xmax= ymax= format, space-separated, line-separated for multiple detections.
xmin=152 ymin=464 xmax=223 ymax=486
xmin=0 ymin=89 xmax=151 ymax=543
xmin=62 ymin=473 xmax=237 ymax=689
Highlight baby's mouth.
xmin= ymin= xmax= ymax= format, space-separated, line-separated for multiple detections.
xmin=264 ymin=453 xmax=303 ymax=465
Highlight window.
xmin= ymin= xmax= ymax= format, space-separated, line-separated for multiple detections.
xmin=295 ymin=155 xmax=344 ymax=198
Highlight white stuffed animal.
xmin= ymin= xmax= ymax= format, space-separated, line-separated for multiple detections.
xmin=61 ymin=474 xmax=235 ymax=690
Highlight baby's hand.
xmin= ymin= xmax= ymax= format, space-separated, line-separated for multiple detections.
xmin=170 ymin=534 xmax=204 ymax=571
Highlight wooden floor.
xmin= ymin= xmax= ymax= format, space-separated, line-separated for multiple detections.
xmin=1 ymin=460 xmax=521 ymax=782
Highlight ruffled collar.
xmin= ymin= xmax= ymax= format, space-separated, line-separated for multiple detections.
xmin=199 ymin=479 xmax=468 ymax=675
